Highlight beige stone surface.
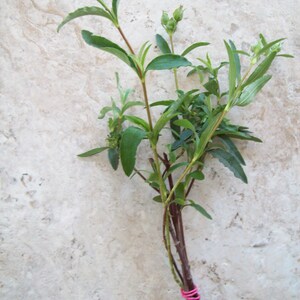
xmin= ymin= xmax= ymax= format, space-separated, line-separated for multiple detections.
xmin=1 ymin=0 xmax=299 ymax=299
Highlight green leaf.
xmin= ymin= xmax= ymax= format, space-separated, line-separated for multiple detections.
xmin=120 ymin=127 xmax=146 ymax=176
xmin=194 ymin=111 xmax=223 ymax=159
xmin=187 ymin=170 xmax=205 ymax=181
xmin=81 ymin=30 xmax=136 ymax=69
xmin=175 ymin=182 xmax=185 ymax=200
xmin=173 ymin=119 xmax=195 ymax=132
xmin=98 ymin=106 xmax=113 ymax=119
xmin=140 ymin=43 xmax=152 ymax=67
xmin=218 ymin=136 xmax=245 ymax=165
xmin=108 ymin=148 xmax=119 ymax=170
xmin=243 ymin=52 xmax=276 ymax=87
xmin=146 ymin=54 xmax=191 ymax=72
xmin=153 ymin=90 xmax=198 ymax=142
xmin=256 ymin=38 xmax=285 ymax=56
xmin=78 ymin=147 xmax=108 ymax=157
xmin=125 ymin=115 xmax=150 ymax=131
xmin=121 ymin=101 xmax=144 ymax=114
xmin=175 ymin=198 xmax=185 ymax=206
xmin=215 ymin=130 xmax=262 ymax=143
xmin=188 ymin=200 xmax=212 ymax=220
xmin=155 ymin=34 xmax=171 ymax=54
xmin=229 ymin=40 xmax=241 ymax=82
xmin=236 ymin=75 xmax=272 ymax=107
xmin=277 ymin=54 xmax=294 ymax=58
xmin=203 ymin=78 xmax=219 ymax=96
xmin=112 ymin=0 xmax=120 ymax=18
xmin=152 ymin=195 xmax=162 ymax=203
xmin=150 ymin=100 xmax=174 ymax=107
xmin=181 ymin=42 xmax=210 ymax=56
xmin=235 ymin=50 xmax=250 ymax=56
xmin=57 ymin=7 xmax=113 ymax=32
xmin=164 ymin=162 xmax=189 ymax=179
xmin=211 ymin=148 xmax=248 ymax=183
xmin=224 ymin=41 xmax=237 ymax=100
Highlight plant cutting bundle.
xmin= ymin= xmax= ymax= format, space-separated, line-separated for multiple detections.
xmin=58 ymin=1 xmax=291 ymax=299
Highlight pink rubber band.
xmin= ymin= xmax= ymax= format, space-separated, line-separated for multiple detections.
xmin=181 ymin=286 xmax=200 ymax=300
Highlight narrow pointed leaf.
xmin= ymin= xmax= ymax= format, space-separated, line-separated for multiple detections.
xmin=218 ymin=136 xmax=245 ymax=165
xmin=243 ymin=52 xmax=276 ymax=87
xmin=188 ymin=200 xmax=212 ymax=220
xmin=98 ymin=106 xmax=113 ymax=119
xmin=81 ymin=30 xmax=136 ymax=69
xmin=121 ymin=101 xmax=144 ymax=113
xmin=211 ymin=148 xmax=248 ymax=183
xmin=173 ymin=119 xmax=195 ymax=132
xmin=152 ymin=195 xmax=162 ymax=203
xmin=164 ymin=162 xmax=189 ymax=179
xmin=120 ymin=127 xmax=146 ymax=176
xmin=188 ymin=170 xmax=205 ymax=181
xmin=112 ymin=0 xmax=120 ymax=18
xmin=108 ymin=148 xmax=119 ymax=170
xmin=150 ymin=100 xmax=174 ymax=107
xmin=78 ymin=147 xmax=108 ymax=157
xmin=125 ymin=115 xmax=150 ymax=131
xmin=224 ymin=41 xmax=237 ymax=100
xmin=277 ymin=54 xmax=294 ymax=58
xmin=156 ymin=34 xmax=171 ymax=54
xmin=57 ymin=7 xmax=113 ymax=32
xmin=236 ymin=75 xmax=271 ymax=107
xmin=146 ymin=54 xmax=191 ymax=72
xmin=229 ymin=40 xmax=241 ymax=82
xmin=256 ymin=38 xmax=285 ymax=56
xmin=181 ymin=42 xmax=210 ymax=56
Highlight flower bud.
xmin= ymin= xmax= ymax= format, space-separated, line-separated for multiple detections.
xmin=173 ymin=5 xmax=184 ymax=22
xmin=161 ymin=11 xmax=169 ymax=26
xmin=166 ymin=18 xmax=177 ymax=34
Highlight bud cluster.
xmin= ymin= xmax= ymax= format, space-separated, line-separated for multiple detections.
xmin=161 ymin=5 xmax=184 ymax=35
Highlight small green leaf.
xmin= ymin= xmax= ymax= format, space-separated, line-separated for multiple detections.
xmin=188 ymin=200 xmax=212 ymax=220
xmin=164 ymin=162 xmax=189 ymax=179
xmin=112 ymin=0 xmax=120 ymax=19
xmin=146 ymin=54 xmax=191 ymax=72
xmin=235 ymin=50 xmax=250 ymax=56
xmin=243 ymin=52 xmax=276 ymax=87
xmin=121 ymin=101 xmax=144 ymax=114
xmin=81 ymin=30 xmax=136 ymax=70
xmin=173 ymin=119 xmax=195 ymax=132
xmin=188 ymin=170 xmax=205 ymax=181
xmin=78 ymin=147 xmax=108 ymax=157
xmin=98 ymin=106 xmax=113 ymax=119
xmin=150 ymin=100 xmax=174 ymax=107
xmin=211 ymin=148 xmax=248 ymax=183
xmin=181 ymin=42 xmax=210 ymax=56
xmin=156 ymin=34 xmax=171 ymax=54
xmin=203 ymin=78 xmax=219 ymax=96
xmin=224 ymin=41 xmax=237 ymax=100
xmin=229 ymin=40 xmax=241 ymax=82
xmin=125 ymin=115 xmax=150 ymax=131
xmin=236 ymin=75 xmax=272 ymax=107
xmin=175 ymin=198 xmax=185 ymax=206
xmin=108 ymin=148 xmax=119 ymax=170
xmin=152 ymin=195 xmax=162 ymax=203
xmin=120 ymin=127 xmax=146 ymax=176
xmin=256 ymin=38 xmax=285 ymax=56
xmin=57 ymin=7 xmax=113 ymax=32
xmin=277 ymin=54 xmax=294 ymax=58
xmin=218 ymin=136 xmax=245 ymax=165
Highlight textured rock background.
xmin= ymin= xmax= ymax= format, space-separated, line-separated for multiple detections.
xmin=0 ymin=0 xmax=299 ymax=299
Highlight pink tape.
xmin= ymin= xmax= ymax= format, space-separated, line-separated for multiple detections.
xmin=181 ymin=285 xmax=200 ymax=300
